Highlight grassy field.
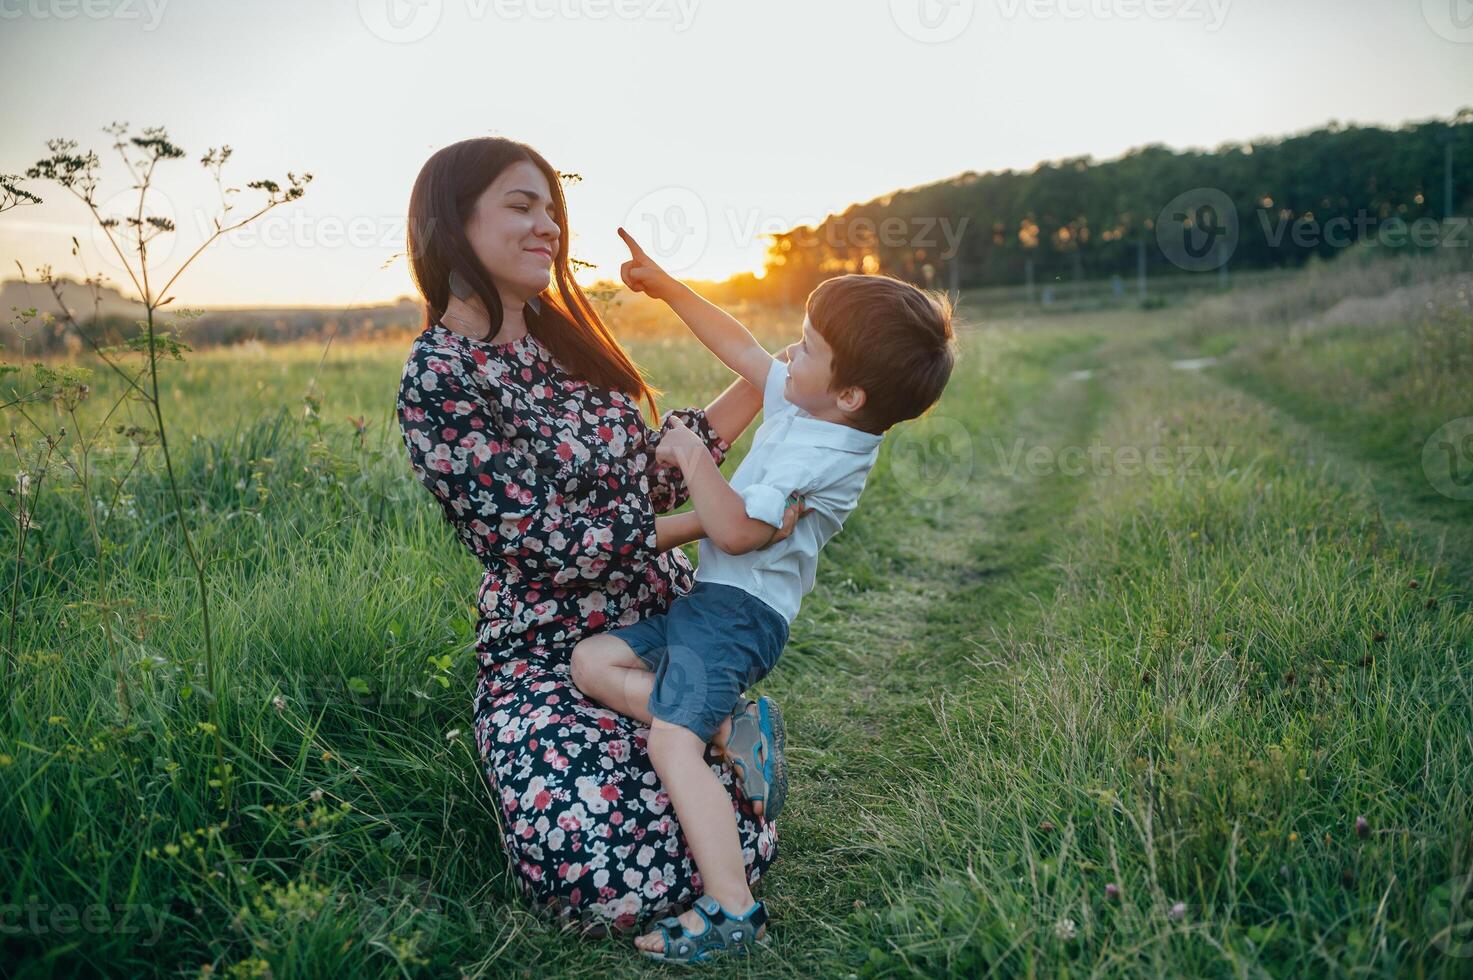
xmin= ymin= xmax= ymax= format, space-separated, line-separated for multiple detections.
xmin=2 ymin=261 xmax=1471 ymax=977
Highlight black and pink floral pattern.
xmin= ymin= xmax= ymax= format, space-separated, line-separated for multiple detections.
xmin=397 ymin=321 xmax=778 ymax=933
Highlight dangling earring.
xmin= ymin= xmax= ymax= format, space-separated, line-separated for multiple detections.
xmin=448 ymin=268 xmax=472 ymax=301
xmin=526 ymin=295 xmax=543 ymax=316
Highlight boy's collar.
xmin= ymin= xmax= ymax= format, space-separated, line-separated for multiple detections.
xmin=788 ymin=409 xmax=883 ymax=454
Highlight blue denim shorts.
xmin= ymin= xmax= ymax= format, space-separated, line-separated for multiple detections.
xmin=610 ymin=582 xmax=789 ymax=743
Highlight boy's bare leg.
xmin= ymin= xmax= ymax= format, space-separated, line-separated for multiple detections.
xmin=633 ymin=719 xmax=765 ymax=954
xmin=571 ymin=635 xmax=735 ymax=748
xmin=570 ymin=634 xmax=655 ymax=723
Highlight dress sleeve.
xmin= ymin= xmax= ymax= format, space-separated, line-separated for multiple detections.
xmin=399 ymin=345 xmax=660 ymax=585
xmin=644 ymin=406 xmax=731 ymax=514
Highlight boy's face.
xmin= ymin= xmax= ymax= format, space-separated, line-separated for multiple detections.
xmin=782 ymin=314 xmax=844 ymax=416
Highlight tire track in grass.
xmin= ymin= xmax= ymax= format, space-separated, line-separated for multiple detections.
xmin=1210 ymin=368 xmax=1473 ymax=588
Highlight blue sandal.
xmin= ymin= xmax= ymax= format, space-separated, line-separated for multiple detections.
xmin=721 ymin=696 xmax=788 ymax=821
xmin=640 ymin=894 xmax=770 ymax=964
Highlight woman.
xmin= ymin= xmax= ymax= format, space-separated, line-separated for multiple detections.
xmin=395 ymin=138 xmax=797 ymax=935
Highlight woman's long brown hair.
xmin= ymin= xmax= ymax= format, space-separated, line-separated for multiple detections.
xmin=406 ymin=137 xmax=657 ymax=417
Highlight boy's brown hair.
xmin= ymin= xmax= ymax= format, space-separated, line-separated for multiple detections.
xmin=805 ymin=274 xmax=957 ymax=434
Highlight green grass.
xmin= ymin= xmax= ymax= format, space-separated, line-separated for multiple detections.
xmin=2 ymin=273 xmax=1471 ymax=977
xmin=1214 ymin=310 xmax=1473 ymax=583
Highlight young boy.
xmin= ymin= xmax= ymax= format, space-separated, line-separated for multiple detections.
xmin=570 ymin=228 xmax=956 ymax=963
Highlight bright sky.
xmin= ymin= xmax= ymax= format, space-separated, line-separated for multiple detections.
xmin=1 ymin=0 xmax=1470 ymax=307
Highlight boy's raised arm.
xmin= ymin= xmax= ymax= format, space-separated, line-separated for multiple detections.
xmin=618 ymin=227 xmax=775 ymax=390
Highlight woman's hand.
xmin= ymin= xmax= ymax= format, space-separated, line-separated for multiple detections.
xmin=655 ymin=417 xmax=709 ymax=471
xmin=761 ymin=494 xmax=810 ymax=548
xmin=617 ymin=227 xmax=679 ymax=302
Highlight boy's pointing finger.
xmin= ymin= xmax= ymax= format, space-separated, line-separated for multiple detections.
xmin=617 ymin=226 xmax=648 ymax=260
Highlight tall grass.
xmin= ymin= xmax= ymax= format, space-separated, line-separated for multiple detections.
xmin=850 ymin=354 xmax=1472 ymax=975
xmin=2 ymin=251 xmax=1470 ymax=976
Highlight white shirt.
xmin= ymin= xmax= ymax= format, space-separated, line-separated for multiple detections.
xmin=694 ymin=357 xmax=883 ymax=624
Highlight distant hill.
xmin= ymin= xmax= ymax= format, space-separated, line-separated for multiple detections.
xmin=0 ymin=277 xmax=425 ymax=353
xmin=0 ymin=276 xmax=146 ymax=321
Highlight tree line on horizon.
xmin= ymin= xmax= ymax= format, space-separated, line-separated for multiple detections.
xmin=7 ymin=111 xmax=1469 ymax=352
xmin=720 ymin=110 xmax=1473 ymax=304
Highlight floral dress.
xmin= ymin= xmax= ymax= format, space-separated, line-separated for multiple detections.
xmin=397 ymin=321 xmax=779 ymax=934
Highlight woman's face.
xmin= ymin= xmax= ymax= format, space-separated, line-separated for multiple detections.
xmin=464 ymin=159 xmax=561 ymax=302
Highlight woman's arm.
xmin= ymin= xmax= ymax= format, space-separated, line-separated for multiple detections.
xmin=701 ymin=370 xmax=764 ymax=449
xmin=654 ymin=494 xmax=806 ymax=553
xmin=703 ymin=346 xmax=788 ymax=447
xmin=654 ymin=511 xmax=704 ymax=552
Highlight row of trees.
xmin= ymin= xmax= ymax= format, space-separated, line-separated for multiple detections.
xmin=742 ymin=110 xmax=1473 ymax=303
